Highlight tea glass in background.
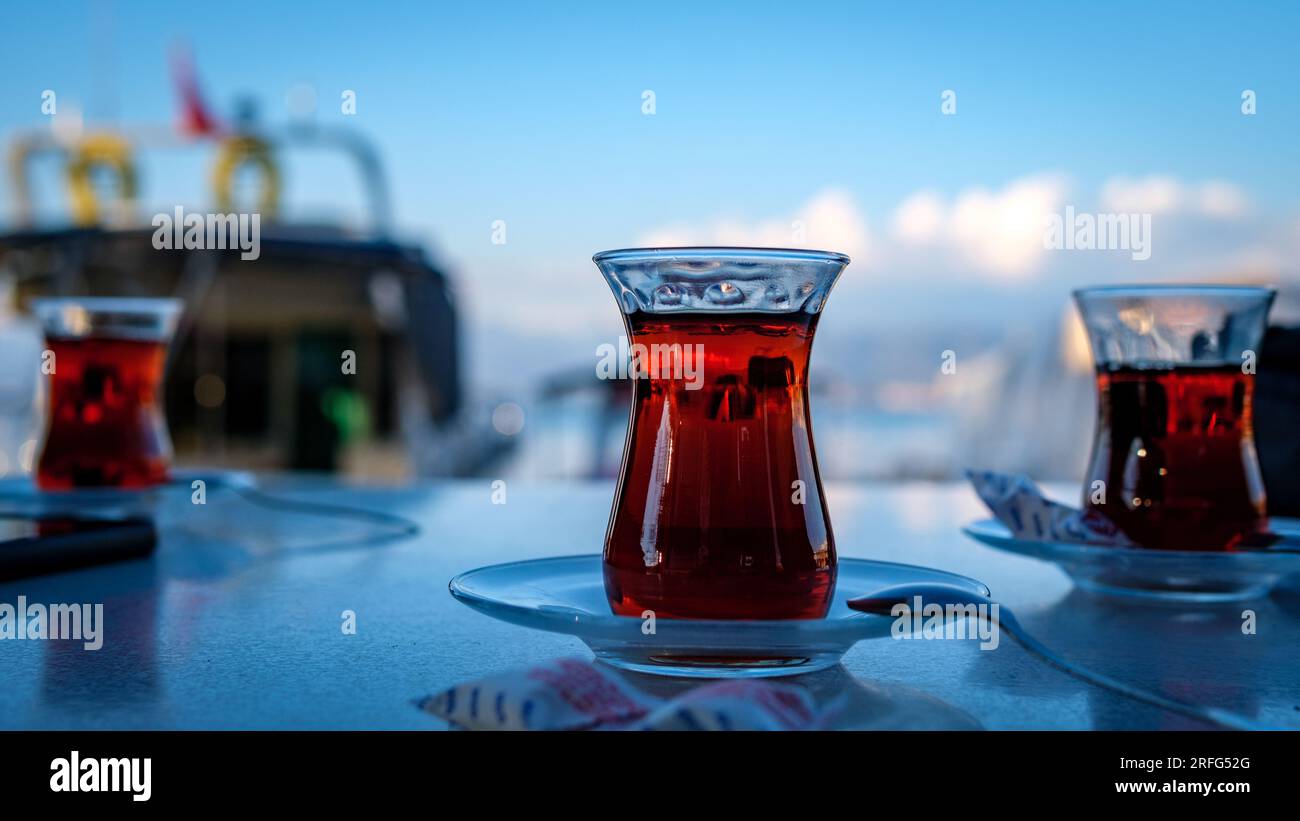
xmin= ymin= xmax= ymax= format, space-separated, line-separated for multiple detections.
xmin=32 ymin=297 xmax=182 ymax=490
xmin=0 ymin=286 xmax=44 ymax=478
xmin=595 ymin=248 xmax=848 ymax=620
xmin=1074 ymin=285 xmax=1275 ymax=551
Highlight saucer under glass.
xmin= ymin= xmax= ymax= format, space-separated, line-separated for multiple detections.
xmin=449 ymin=555 xmax=990 ymax=678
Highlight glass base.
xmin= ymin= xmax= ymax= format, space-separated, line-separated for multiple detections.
xmin=1071 ymin=574 xmax=1273 ymax=603
xmin=590 ymin=646 xmax=842 ymax=679
xmin=449 ymin=555 xmax=992 ymax=679
xmin=0 ymin=469 xmax=256 ymax=516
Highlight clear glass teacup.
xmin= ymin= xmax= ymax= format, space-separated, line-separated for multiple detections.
xmin=594 ymin=247 xmax=849 ymax=619
xmin=1074 ymin=285 xmax=1275 ymax=551
xmin=32 ymin=297 xmax=183 ymax=490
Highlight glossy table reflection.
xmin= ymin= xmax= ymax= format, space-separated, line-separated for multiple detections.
xmin=0 ymin=479 xmax=1296 ymax=730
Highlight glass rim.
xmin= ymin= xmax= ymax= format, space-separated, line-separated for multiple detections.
xmin=1072 ymin=284 xmax=1276 ymax=301
xmin=30 ymin=296 xmax=184 ymax=316
xmin=31 ymin=296 xmax=183 ymax=341
xmin=593 ymin=246 xmax=851 ymax=265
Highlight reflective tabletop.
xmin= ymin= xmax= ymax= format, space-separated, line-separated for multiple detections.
xmin=1 ymin=478 xmax=1296 ymax=729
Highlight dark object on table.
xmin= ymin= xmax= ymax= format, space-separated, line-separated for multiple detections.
xmin=0 ymin=515 xmax=156 ymax=581
xmin=1256 ymin=325 xmax=1300 ymax=517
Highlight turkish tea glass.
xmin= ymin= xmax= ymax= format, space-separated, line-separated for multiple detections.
xmin=1074 ymin=285 xmax=1275 ymax=551
xmin=33 ymin=297 xmax=182 ymax=490
xmin=595 ymin=247 xmax=848 ymax=619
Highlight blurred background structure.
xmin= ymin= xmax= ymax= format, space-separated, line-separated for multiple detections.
xmin=0 ymin=1 xmax=1297 ymax=495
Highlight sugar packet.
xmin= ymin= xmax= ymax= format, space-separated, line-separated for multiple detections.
xmin=417 ymin=658 xmax=830 ymax=731
xmin=637 ymin=679 xmax=825 ymax=731
xmin=966 ymin=469 xmax=1133 ymax=546
xmin=416 ymin=657 xmax=655 ymax=731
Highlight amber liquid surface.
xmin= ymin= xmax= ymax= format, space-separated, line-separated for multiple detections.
xmin=1083 ymin=364 xmax=1267 ymax=551
xmin=37 ymin=337 xmax=172 ymax=489
xmin=603 ymin=312 xmax=836 ymax=619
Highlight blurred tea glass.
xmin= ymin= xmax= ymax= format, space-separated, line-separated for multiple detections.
xmin=595 ymin=247 xmax=848 ymax=619
xmin=1074 ymin=285 xmax=1275 ymax=551
xmin=32 ymin=297 xmax=182 ymax=490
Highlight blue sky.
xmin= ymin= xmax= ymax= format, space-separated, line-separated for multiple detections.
xmin=2 ymin=0 xmax=1298 ymax=382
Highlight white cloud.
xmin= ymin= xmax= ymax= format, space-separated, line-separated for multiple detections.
xmin=1195 ymin=181 xmax=1249 ymax=218
xmin=636 ymin=174 xmax=1269 ymax=287
xmin=1100 ymin=176 xmax=1248 ymax=218
xmin=1208 ymin=214 xmax=1300 ymax=285
xmin=892 ymin=191 xmax=945 ymax=243
xmin=1099 ymin=176 xmax=1181 ymax=213
xmin=888 ymin=174 xmax=1070 ymax=279
xmin=949 ymin=176 xmax=1069 ymax=278
xmin=637 ymin=188 xmax=872 ymax=263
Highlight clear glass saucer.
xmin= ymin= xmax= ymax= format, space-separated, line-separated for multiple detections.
xmin=0 ymin=469 xmax=256 ymax=517
xmin=963 ymin=518 xmax=1300 ymax=602
xmin=448 ymin=555 xmax=990 ymax=678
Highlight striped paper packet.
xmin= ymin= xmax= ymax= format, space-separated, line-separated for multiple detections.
xmin=966 ymin=469 xmax=1133 ymax=545
xmin=637 ymin=679 xmax=825 ymax=731
xmin=416 ymin=657 xmax=654 ymax=731
xmin=417 ymin=658 xmax=829 ymax=731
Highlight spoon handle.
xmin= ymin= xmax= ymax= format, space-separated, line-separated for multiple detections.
xmin=993 ymin=606 xmax=1264 ymax=731
xmin=849 ymin=586 xmax=1267 ymax=730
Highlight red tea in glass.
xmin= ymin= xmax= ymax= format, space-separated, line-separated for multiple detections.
xmin=595 ymin=249 xmax=848 ymax=619
xmin=1085 ymin=365 xmax=1266 ymax=550
xmin=33 ymin=298 xmax=182 ymax=490
xmin=1075 ymin=286 xmax=1274 ymax=551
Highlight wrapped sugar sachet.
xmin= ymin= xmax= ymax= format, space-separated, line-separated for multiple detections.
xmin=637 ymin=679 xmax=825 ymax=731
xmin=966 ymin=469 xmax=1133 ymax=546
xmin=417 ymin=658 xmax=835 ymax=731
xmin=416 ymin=657 xmax=656 ymax=731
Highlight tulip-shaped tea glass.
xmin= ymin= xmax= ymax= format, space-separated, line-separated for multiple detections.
xmin=595 ymin=248 xmax=848 ymax=619
xmin=33 ymin=297 xmax=182 ymax=490
xmin=1074 ymin=285 xmax=1275 ymax=551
